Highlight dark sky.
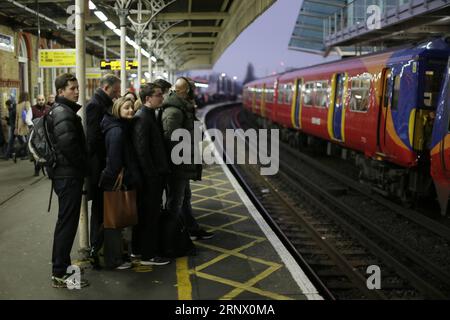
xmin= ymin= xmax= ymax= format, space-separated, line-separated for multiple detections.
xmin=191 ymin=0 xmax=336 ymax=81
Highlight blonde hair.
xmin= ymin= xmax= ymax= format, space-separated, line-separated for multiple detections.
xmin=134 ymin=98 xmax=142 ymax=112
xmin=112 ymin=96 xmax=133 ymax=118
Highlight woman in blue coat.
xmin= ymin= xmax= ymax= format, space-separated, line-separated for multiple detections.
xmin=100 ymin=96 xmax=139 ymax=269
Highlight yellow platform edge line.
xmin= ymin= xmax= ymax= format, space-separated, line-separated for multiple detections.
xmin=176 ymin=257 xmax=192 ymax=300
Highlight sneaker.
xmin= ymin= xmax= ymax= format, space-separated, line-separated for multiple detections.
xmin=116 ymin=262 xmax=132 ymax=270
xmin=140 ymin=257 xmax=171 ymax=266
xmin=51 ymin=274 xmax=89 ymax=289
xmin=190 ymin=229 xmax=214 ymax=241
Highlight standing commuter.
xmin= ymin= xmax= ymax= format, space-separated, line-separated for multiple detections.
xmin=100 ymin=96 xmax=139 ymax=270
xmin=31 ymin=94 xmax=50 ymax=176
xmin=46 ymin=73 xmax=89 ymax=288
xmin=160 ymin=77 xmax=214 ymax=241
xmin=47 ymin=94 xmax=55 ymax=108
xmin=4 ymin=99 xmax=16 ymax=160
xmin=86 ymin=74 xmax=121 ymax=268
xmin=14 ymin=92 xmax=31 ymax=160
xmin=131 ymin=83 xmax=171 ymax=266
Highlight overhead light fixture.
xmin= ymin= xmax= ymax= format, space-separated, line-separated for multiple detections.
xmin=105 ymin=21 xmax=117 ymax=31
xmin=112 ymin=28 xmax=121 ymax=36
xmin=151 ymin=56 xmax=157 ymax=63
xmin=141 ymin=49 xmax=150 ymax=58
xmin=94 ymin=11 xmax=108 ymax=22
xmin=89 ymin=1 xmax=96 ymax=10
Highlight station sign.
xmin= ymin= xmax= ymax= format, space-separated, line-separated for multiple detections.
xmin=100 ymin=59 xmax=138 ymax=70
xmin=39 ymin=49 xmax=76 ymax=68
xmin=86 ymin=68 xmax=102 ymax=79
xmin=0 ymin=33 xmax=14 ymax=53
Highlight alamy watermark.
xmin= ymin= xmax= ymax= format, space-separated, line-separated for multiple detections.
xmin=170 ymin=122 xmax=280 ymax=176
xmin=366 ymin=265 xmax=381 ymax=290
xmin=66 ymin=265 xmax=81 ymax=290
xmin=366 ymin=5 xmax=382 ymax=30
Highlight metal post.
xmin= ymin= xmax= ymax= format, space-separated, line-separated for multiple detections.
xmin=148 ymin=54 xmax=152 ymax=82
xmin=75 ymin=0 xmax=89 ymax=253
xmin=137 ymin=37 xmax=142 ymax=93
xmin=103 ymin=35 xmax=107 ymax=60
xmin=120 ymin=14 xmax=127 ymax=95
xmin=50 ymin=40 xmax=56 ymax=94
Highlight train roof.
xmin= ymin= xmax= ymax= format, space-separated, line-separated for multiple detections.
xmin=244 ymin=37 xmax=450 ymax=87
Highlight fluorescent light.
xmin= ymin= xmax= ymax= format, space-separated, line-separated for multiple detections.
xmin=94 ymin=10 xmax=108 ymax=22
xmin=105 ymin=21 xmax=117 ymax=30
xmin=151 ymin=56 xmax=157 ymax=63
xmin=141 ymin=49 xmax=150 ymax=58
xmin=195 ymin=83 xmax=209 ymax=88
xmin=112 ymin=28 xmax=121 ymax=36
xmin=89 ymin=1 xmax=96 ymax=10
xmin=144 ymin=72 xmax=150 ymax=78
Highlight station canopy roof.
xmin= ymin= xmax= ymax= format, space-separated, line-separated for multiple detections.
xmin=0 ymin=0 xmax=276 ymax=71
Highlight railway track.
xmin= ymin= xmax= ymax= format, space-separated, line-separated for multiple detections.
xmin=205 ymin=104 xmax=450 ymax=299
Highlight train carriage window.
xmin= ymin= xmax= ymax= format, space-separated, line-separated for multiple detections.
xmin=391 ymin=75 xmax=400 ymax=111
xmin=286 ymin=83 xmax=293 ymax=104
xmin=277 ymin=84 xmax=285 ymax=104
xmin=424 ymin=67 xmax=445 ymax=109
xmin=302 ymin=82 xmax=314 ymax=107
xmin=314 ymin=80 xmax=329 ymax=108
xmin=265 ymin=88 xmax=274 ymax=103
xmin=349 ymin=73 xmax=372 ymax=112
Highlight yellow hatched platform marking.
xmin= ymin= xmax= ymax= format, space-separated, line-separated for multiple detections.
xmin=192 ymin=271 xmax=293 ymax=300
xmin=182 ymin=165 xmax=304 ymax=300
xmin=221 ymin=265 xmax=285 ymax=300
xmin=176 ymin=257 xmax=192 ymax=300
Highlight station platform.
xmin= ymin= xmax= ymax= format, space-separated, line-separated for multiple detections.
xmin=0 ymin=144 xmax=321 ymax=300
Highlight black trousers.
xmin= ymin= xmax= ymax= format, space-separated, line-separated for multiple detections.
xmin=167 ymin=178 xmax=200 ymax=233
xmin=51 ymin=177 xmax=83 ymax=277
xmin=132 ymin=177 xmax=164 ymax=259
xmin=89 ymin=189 xmax=104 ymax=254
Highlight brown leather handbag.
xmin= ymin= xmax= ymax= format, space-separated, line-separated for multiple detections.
xmin=103 ymin=169 xmax=138 ymax=229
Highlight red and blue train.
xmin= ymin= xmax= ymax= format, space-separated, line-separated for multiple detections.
xmin=243 ymin=38 xmax=450 ymax=215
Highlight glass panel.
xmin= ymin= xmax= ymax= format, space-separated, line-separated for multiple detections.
xmin=392 ymin=75 xmax=400 ymax=111
xmin=349 ymin=73 xmax=371 ymax=112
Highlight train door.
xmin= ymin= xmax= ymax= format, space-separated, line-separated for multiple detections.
xmin=441 ymin=59 xmax=450 ymax=176
xmin=292 ymin=78 xmax=303 ymax=129
xmin=332 ymin=73 xmax=345 ymax=141
xmin=379 ymin=68 xmax=400 ymax=156
xmin=261 ymin=83 xmax=266 ymax=117
xmin=431 ymin=56 xmax=450 ymax=215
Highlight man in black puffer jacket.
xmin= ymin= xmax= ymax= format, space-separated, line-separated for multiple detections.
xmin=46 ymin=73 xmax=89 ymax=289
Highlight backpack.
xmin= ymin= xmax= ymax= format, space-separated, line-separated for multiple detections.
xmin=28 ymin=115 xmax=56 ymax=168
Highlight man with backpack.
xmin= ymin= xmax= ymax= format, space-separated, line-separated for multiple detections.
xmin=160 ymin=77 xmax=214 ymax=241
xmin=31 ymin=95 xmax=50 ymax=176
xmin=45 ymin=73 xmax=89 ymax=288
